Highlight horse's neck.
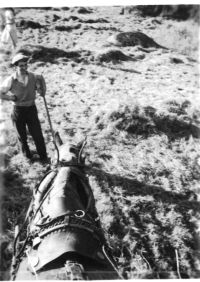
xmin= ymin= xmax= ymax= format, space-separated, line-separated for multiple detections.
xmin=35 ymin=167 xmax=85 ymax=221
xmin=50 ymin=167 xmax=84 ymax=202
xmin=52 ymin=167 xmax=71 ymax=194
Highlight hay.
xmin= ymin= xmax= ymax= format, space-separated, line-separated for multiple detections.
xmin=135 ymin=5 xmax=200 ymax=21
xmin=107 ymin=31 xmax=168 ymax=49
xmin=55 ymin=24 xmax=81 ymax=31
xmin=15 ymin=44 xmax=83 ymax=63
xmin=17 ymin=20 xmax=44 ymax=29
xmin=77 ymin=7 xmax=93 ymax=14
xmin=93 ymin=103 xmax=200 ymax=139
xmin=82 ymin=18 xmax=109 ymax=23
xmin=96 ymin=49 xmax=133 ymax=63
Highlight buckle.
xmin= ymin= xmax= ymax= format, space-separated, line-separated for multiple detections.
xmin=75 ymin=210 xmax=85 ymax=218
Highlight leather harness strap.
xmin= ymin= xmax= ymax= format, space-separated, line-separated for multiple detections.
xmin=33 ymin=214 xmax=104 ymax=244
xmin=32 ymin=166 xmax=94 ymax=224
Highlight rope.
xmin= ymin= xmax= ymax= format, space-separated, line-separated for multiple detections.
xmin=13 ymin=169 xmax=57 ymax=257
xmin=42 ymin=95 xmax=60 ymax=165
xmin=102 ymin=245 xmax=124 ymax=279
xmin=13 ymin=204 xmax=32 ymax=257
xmin=35 ymin=168 xmax=57 ymax=194
xmin=78 ymin=137 xmax=87 ymax=164
xmin=175 ymin=249 xmax=182 ymax=279
xmin=31 ymin=174 xmax=57 ymax=222
xmin=26 ymin=250 xmax=38 ymax=280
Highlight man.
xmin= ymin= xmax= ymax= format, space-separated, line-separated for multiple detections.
xmin=0 ymin=53 xmax=48 ymax=163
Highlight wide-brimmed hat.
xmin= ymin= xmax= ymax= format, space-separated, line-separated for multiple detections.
xmin=12 ymin=53 xmax=29 ymax=65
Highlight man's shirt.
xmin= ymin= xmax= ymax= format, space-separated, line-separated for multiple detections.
xmin=0 ymin=71 xmax=39 ymax=107
xmin=0 ymin=72 xmax=28 ymax=92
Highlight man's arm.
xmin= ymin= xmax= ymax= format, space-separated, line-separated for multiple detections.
xmin=0 ymin=94 xmax=17 ymax=101
xmin=36 ymin=74 xmax=46 ymax=97
xmin=0 ymin=76 xmax=17 ymax=101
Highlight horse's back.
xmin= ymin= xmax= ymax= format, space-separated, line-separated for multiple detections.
xmin=15 ymin=229 xmax=119 ymax=280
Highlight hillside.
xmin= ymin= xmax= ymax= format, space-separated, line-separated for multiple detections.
xmin=0 ymin=5 xmax=200 ymax=280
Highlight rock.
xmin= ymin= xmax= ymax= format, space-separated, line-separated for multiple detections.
xmin=170 ymin=57 xmax=184 ymax=64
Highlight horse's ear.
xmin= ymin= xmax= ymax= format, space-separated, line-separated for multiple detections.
xmin=76 ymin=140 xmax=84 ymax=150
xmin=54 ymin=132 xmax=63 ymax=147
xmin=76 ymin=136 xmax=87 ymax=150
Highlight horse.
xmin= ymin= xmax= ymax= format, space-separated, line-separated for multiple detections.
xmin=11 ymin=132 xmax=121 ymax=280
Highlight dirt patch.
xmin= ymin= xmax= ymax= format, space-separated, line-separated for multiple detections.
xmin=55 ymin=24 xmax=81 ymax=32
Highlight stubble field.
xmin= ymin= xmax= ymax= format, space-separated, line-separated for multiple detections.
xmin=0 ymin=5 xmax=200 ymax=280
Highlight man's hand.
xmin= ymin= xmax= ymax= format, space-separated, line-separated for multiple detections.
xmin=36 ymin=75 xmax=46 ymax=97
xmin=11 ymin=95 xmax=17 ymax=102
xmin=7 ymin=95 xmax=17 ymax=101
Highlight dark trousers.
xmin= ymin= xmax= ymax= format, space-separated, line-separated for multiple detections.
xmin=11 ymin=105 xmax=47 ymax=159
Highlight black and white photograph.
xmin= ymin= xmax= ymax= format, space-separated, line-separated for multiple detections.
xmin=0 ymin=0 xmax=199 ymax=280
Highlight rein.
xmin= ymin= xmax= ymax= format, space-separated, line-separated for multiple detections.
xmin=13 ymin=168 xmax=57 ymax=258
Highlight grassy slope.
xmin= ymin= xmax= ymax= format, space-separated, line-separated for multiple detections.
xmin=0 ymin=6 xmax=200 ymax=280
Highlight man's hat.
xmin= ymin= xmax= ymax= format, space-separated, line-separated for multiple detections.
xmin=12 ymin=53 xmax=29 ymax=65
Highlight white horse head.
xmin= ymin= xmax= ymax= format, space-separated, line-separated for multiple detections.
xmin=52 ymin=132 xmax=86 ymax=166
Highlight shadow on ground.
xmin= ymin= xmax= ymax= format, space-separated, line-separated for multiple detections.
xmin=88 ymin=166 xmax=200 ymax=278
xmin=0 ymin=169 xmax=32 ymax=281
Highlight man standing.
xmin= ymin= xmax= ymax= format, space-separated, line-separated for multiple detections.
xmin=0 ymin=53 xmax=48 ymax=163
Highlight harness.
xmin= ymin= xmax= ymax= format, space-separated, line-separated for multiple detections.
xmin=11 ymin=137 xmax=122 ymax=280
xmin=11 ymin=161 xmax=106 ymax=280
xmin=33 ymin=211 xmax=103 ymax=244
